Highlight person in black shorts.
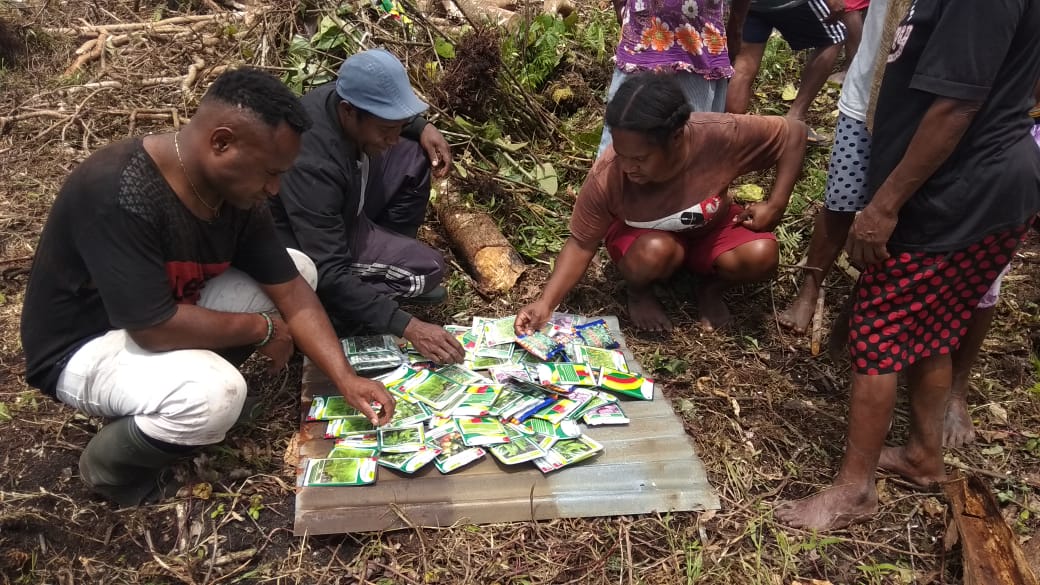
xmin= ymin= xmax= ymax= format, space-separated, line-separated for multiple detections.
xmin=20 ymin=69 xmax=396 ymax=506
xmin=726 ymin=0 xmax=847 ymax=144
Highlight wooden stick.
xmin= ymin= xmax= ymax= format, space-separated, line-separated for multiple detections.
xmin=46 ymin=13 xmax=243 ymax=36
xmin=810 ymin=288 xmax=826 ymax=356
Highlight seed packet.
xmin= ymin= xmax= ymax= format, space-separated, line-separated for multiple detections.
xmin=406 ymin=351 xmax=434 ymax=366
xmin=401 ymin=371 xmax=467 ymax=410
xmin=463 ymin=354 xmax=512 ymax=370
xmin=307 ymin=395 xmax=363 ymax=421
xmin=534 ymin=363 xmax=598 ymax=387
xmin=481 ymin=316 xmax=517 ymax=347
xmin=378 ymin=424 xmax=426 ymax=453
xmin=488 ymin=364 xmax=532 ymax=384
xmin=531 ymin=389 xmax=595 ymax=425
xmin=511 ymin=349 xmax=557 ymax=364
xmin=388 ymin=399 xmax=432 ymax=427
xmin=303 ymin=457 xmax=378 ymax=486
xmin=428 ymin=424 xmax=486 ymax=473
xmin=377 ymin=447 xmax=440 ymax=474
xmin=575 ymin=319 xmax=620 ymax=350
xmin=444 ymin=324 xmax=470 ymax=336
xmin=571 ymin=391 xmax=619 ymax=421
xmin=548 ymin=312 xmax=585 ymax=329
xmin=342 ymin=335 xmax=406 ymax=373
xmin=571 ymin=345 xmax=629 ymax=372
xmin=475 ymin=342 xmax=515 ymax=360
xmin=375 ymin=365 xmax=423 ymax=396
xmin=343 ymin=334 xmax=400 ymax=354
xmin=583 ymin=403 xmax=630 ymax=426
xmin=515 ymin=331 xmax=564 ymax=361
xmin=435 ymin=364 xmax=489 ymax=385
xmin=447 ymin=384 xmax=502 ymax=417
xmin=455 ymin=416 xmax=510 ymax=446
xmin=532 ymin=435 xmax=604 ymax=473
xmin=490 ymin=434 xmax=546 ymax=465
xmin=324 ymin=416 xmax=376 ymax=439
xmin=333 ymin=432 xmax=379 ymax=448
xmin=549 ymin=325 xmax=580 ymax=346
xmin=494 ymin=381 xmax=556 ymax=420
xmin=597 ymin=368 xmax=655 ymax=401
xmin=522 ymin=418 xmax=582 ymax=439
xmin=326 ymin=445 xmax=378 ymax=459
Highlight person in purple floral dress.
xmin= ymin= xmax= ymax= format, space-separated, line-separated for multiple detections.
xmin=598 ymin=0 xmax=750 ymax=155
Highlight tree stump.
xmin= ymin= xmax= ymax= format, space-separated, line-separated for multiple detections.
xmin=433 ymin=189 xmax=526 ymax=294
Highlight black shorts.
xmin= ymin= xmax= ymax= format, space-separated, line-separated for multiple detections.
xmin=743 ymin=0 xmax=846 ymax=51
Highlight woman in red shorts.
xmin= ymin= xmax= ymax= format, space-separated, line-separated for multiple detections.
xmin=515 ymin=74 xmax=806 ymax=334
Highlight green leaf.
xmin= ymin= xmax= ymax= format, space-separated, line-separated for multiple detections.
xmin=533 ymin=163 xmax=558 ymax=195
xmin=492 ymin=137 xmax=529 ymax=152
xmin=781 ymin=83 xmax=797 ymax=101
xmin=434 ymin=37 xmax=456 ymax=59
xmin=0 ymin=402 xmax=10 ymax=423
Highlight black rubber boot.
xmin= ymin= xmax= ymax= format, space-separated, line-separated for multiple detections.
xmin=78 ymin=417 xmax=193 ymax=507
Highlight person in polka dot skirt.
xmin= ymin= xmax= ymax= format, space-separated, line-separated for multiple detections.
xmin=776 ymin=0 xmax=1040 ymax=531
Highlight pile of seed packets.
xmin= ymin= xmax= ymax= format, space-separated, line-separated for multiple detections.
xmin=301 ymin=314 xmax=655 ymax=487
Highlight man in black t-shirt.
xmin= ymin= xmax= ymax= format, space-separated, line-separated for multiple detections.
xmin=776 ymin=0 xmax=1040 ymax=530
xmin=20 ymin=69 xmax=395 ymax=506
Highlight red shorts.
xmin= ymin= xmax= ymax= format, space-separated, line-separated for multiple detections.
xmin=604 ymin=204 xmax=777 ymax=275
xmin=848 ymin=225 xmax=1028 ymax=375
xmin=846 ymin=0 xmax=869 ymax=11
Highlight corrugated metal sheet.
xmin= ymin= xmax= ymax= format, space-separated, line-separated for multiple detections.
xmin=294 ymin=316 xmax=720 ymax=535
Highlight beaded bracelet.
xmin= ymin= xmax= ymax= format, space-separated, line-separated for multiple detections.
xmin=257 ymin=312 xmax=275 ymax=347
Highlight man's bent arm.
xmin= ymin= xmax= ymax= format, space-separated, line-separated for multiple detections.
xmin=129 ymin=305 xmax=268 ymax=352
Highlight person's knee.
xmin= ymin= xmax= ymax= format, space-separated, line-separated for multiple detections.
xmin=619 ymin=234 xmax=684 ymax=281
xmin=139 ymin=355 xmax=247 ymax=446
xmin=413 ymin=244 xmax=445 ymax=292
xmin=287 ymin=248 xmax=318 ymax=290
xmin=716 ymin=238 xmax=779 ymax=281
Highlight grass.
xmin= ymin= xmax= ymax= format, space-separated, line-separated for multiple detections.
xmin=1 ymin=1 xmax=1039 ymax=584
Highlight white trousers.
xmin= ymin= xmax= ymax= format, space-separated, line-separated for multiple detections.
xmin=55 ymin=249 xmax=317 ymax=446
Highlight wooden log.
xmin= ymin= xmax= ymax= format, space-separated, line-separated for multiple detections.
xmin=433 ymin=189 xmax=526 ymax=294
xmin=943 ymin=474 xmax=1039 ymax=585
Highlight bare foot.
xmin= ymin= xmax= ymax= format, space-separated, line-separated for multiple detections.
xmin=775 ymin=483 xmax=878 ymax=531
xmin=627 ymin=288 xmax=672 ymax=332
xmin=877 ymin=445 xmax=947 ymax=488
xmin=943 ymin=398 xmax=976 ymax=448
xmin=697 ymin=280 xmax=731 ymax=332
xmin=779 ymin=283 xmax=820 ymax=334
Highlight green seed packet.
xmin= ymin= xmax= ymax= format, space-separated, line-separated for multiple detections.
xmin=435 ymin=364 xmax=488 ymax=385
xmin=463 ymin=354 xmax=512 ymax=370
xmin=343 ymin=334 xmax=400 ymax=354
xmin=522 ymin=418 xmax=582 ymax=439
xmin=378 ymin=424 xmax=426 ymax=453
xmin=303 ymin=457 xmax=378 ymax=486
xmin=401 ymin=370 xmax=466 ymax=410
xmin=377 ymin=447 xmax=440 ymax=474
xmin=490 ymin=435 xmax=546 ymax=465
xmin=482 ymin=316 xmax=518 ymax=347
xmin=324 ymin=416 xmax=376 ymax=439
xmin=571 ymin=345 xmax=629 ymax=372
xmin=428 ymin=423 xmax=486 ymax=473
xmin=455 ymin=416 xmax=510 ymax=446
xmin=375 ymin=365 xmax=422 ymax=396
xmin=307 ymin=395 xmax=361 ymax=421
xmin=388 ymin=399 xmax=432 ymax=427
xmin=531 ymin=389 xmax=595 ymax=425
xmin=447 ymin=384 xmax=503 ymax=417
xmin=597 ymin=368 xmax=655 ymax=400
xmin=326 ymin=445 xmax=379 ymax=459
xmin=475 ymin=342 xmax=515 ymax=360
xmin=515 ymin=331 xmax=564 ymax=361
xmin=533 ymin=435 xmax=604 ymax=473
xmin=583 ymin=403 xmax=630 ymax=426
xmin=534 ymin=363 xmax=597 ymax=387
xmin=334 ymin=433 xmax=379 ymax=448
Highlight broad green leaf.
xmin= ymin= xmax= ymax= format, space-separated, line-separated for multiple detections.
xmin=434 ymin=37 xmax=456 ymax=59
xmin=533 ymin=163 xmax=558 ymax=195
xmin=781 ymin=83 xmax=797 ymax=101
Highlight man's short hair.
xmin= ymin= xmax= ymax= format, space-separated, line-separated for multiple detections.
xmin=202 ymin=68 xmax=312 ymax=134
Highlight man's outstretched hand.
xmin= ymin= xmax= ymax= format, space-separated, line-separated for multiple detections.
xmin=404 ymin=318 xmax=465 ymax=364
xmin=419 ymin=124 xmax=453 ymax=179
xmin=343 ymin=377 xmax=396 ymax=426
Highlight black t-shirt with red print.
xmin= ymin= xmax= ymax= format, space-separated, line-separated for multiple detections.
xmin=867 ymin=0 xmax=1040 ymax=253
xmin=21 ymin=137 xmax=298 ymax=396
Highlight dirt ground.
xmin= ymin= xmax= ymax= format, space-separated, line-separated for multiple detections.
xmin=2 ymin=1 xmax=1039 ymax=584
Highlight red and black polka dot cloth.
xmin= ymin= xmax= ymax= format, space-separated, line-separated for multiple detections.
xmin=848 ymin=225 xmax=1028 ymax=375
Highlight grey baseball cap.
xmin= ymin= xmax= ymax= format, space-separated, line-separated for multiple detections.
xmin=335 ymin=48 xmax=428 ymax=121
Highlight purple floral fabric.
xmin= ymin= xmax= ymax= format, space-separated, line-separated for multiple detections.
xmin=615 ymin=0 xmax=734 ymax=79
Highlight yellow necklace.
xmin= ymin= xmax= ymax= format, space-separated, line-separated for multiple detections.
xmin=173 ymin=132 xmax=221 ymax=217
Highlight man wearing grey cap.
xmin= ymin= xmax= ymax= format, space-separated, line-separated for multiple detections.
xmin=271 ymin=48 xmax=465 ymax=364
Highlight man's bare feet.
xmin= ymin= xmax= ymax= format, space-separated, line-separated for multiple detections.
xmin=775 ymin=483 xmax=878 ymax=531
xmin=627 ymin=288 xmax=673 ymax=332
xmin=943 ymin=397 xmax=976 ymax=448
xmin=779 ymin=282 xmax=820 ymax=334
xmin=697 ymin=280 xmax=731 ymax=331
xmin=877 ymin=445 xmax=947 ymax=488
